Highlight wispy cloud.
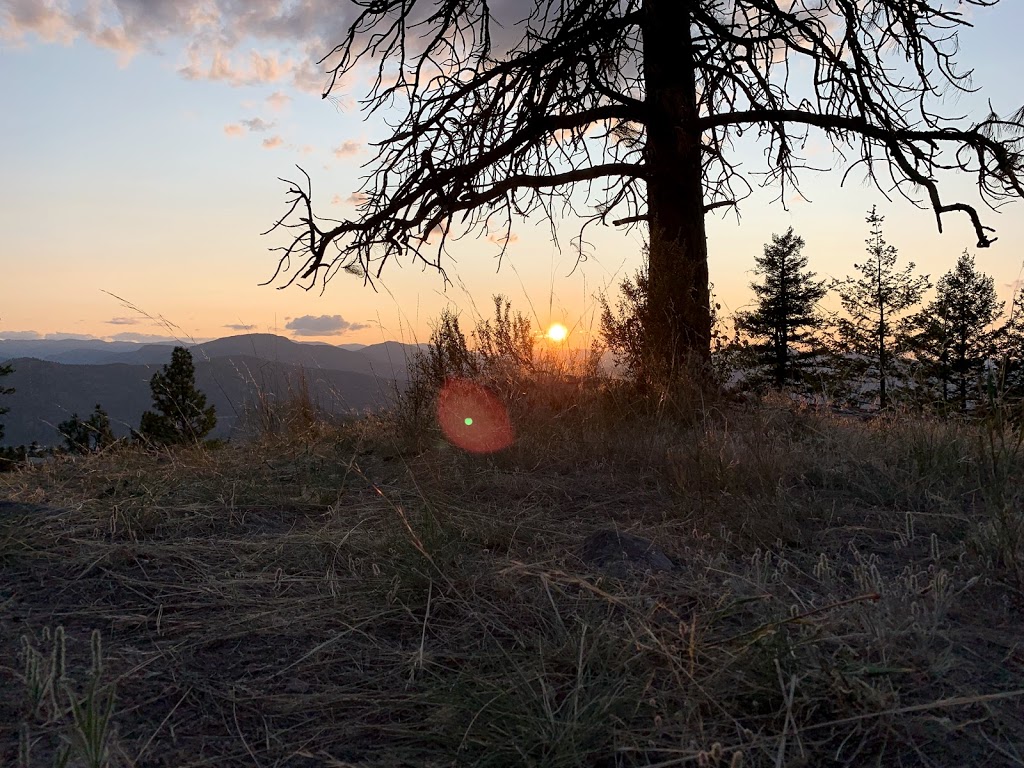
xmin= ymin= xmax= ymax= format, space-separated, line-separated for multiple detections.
xmin=266 ymin=90 xmax=291 ymax=111
xmin=0 ymin=330 xmax=42 ymax=340
xmin=240 ymin=117 xmax=275 ymax=132
xmin=488 ymin=233 xmax=520 ymax=245
xmin=224 ymin=117 xmax=276 ymax=139
xmin=285 ymin=314 xmax=368 ymax=337
xmin=332 ymin=140 xmax=361 ymax=158
xmin=224 ymin=323 xmax=256 ymax=331
xmin=331 ymin=192 xmax=368 ymax=206
xmin=105 ymin=317 xmax=140 ymax=325
xmin=47 ymin=332 xmax=98 ymax=340
xmin=262 ymin=135 xmax=284 ymax=150
xmin=179 ymin=47 xmax=296 ymax=87
xmin=108 ymin=331 xmax=181 ymax=343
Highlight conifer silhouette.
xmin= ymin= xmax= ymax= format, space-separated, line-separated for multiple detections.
xmin=833 ymin=208 xmax=931 ymax=409
xmin=138 ymin=347 xmax=216 ymax=445
xmin=735 ymin=228 xmax=826 ymax=390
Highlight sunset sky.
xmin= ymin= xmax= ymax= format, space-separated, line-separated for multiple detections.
xmin=2 ymin=1 xmax=1023 ymax=348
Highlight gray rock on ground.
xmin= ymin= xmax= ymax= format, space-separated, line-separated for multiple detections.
xmin=580 ymin=529 xmax=674 ymax=579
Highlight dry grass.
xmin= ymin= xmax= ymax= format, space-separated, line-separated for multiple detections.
xmin=1 ymin=384 xmax=1023 ymax=767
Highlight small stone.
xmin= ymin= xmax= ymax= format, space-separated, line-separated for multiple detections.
xmin=580 ymin=529 xmax=675 ymax=578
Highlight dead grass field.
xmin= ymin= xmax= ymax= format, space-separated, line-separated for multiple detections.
xmin=1 ymin=387 xmax=1023 ymax=767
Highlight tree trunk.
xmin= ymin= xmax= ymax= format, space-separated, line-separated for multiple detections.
xmin=878 ymin=282 xmax=887 ymax=410
xmin=643 ymin=0 xmax=711 ymax=377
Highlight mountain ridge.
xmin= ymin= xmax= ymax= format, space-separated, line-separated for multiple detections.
xmin=0 ymin=338 xmax=415 ymax=446
xmin=0 ymin=333 xmax=424 ymax=376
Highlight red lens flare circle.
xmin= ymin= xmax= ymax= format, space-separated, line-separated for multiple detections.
xmin=437 ymin=378 xmax=514 ymax=454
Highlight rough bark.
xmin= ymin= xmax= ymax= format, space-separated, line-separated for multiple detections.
xmin=641 ymin=0 xmax=710 ymax=373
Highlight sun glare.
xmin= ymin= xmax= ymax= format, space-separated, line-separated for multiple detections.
xmin=546 ymin=323 xmax=568 ymax=342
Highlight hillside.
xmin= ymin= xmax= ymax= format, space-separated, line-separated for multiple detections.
xmin=0 ymin=356 xmax=397 ymax=446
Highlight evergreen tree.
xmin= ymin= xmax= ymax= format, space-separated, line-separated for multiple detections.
xmin=833 ymin=207 xmax=931 ymax=409
xmin=734 ymin=228 xmax=827 ymax=389
xmin=999 ymin=287 xmax=1024 ymax=398
xmin=910 ymin=252 xmax=1003 ymax=411
xmin=138 ymin=347 xmax=216 ymax=446
xmin=59 ymin=404 xmax=116 ymax=454
xmin=0 ymin=361 xmax=12 ymax=444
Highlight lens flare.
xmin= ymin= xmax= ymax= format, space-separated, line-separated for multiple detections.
xmin=437 ymin=378 xmax=514 ymax=454
xmin=547 ymin=323 xmax=568 ymax=342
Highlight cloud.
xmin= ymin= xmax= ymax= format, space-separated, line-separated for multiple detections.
xmin=178 ymin=45 xmax=300 ymax=88
xmin=266 ymin=90 xmax=292 ymax=111
xmin=46 ymin=332 xmax=99 ymax=340
xmin=224 ymin=323 xmax=256 ymax=331
xmin=0 ymin=330 xmax=42 ymax=340
xmin=0 ymin=0 xmax=138 ymax=61
xmin=0 ymin=3 xmax=75 ymax=45
xmin=105 ymin=317 xmax=140 ymax=325
xmin=300 ymin=144 xmax=315 ymax=155
xmin=329 ymin=191 xmax=368 ymax=206
xmin=332 ymin=140 xmax=360 ymax=158
xmin=262 ymin=135 xmax=284 ymax=149
xmin=107 ymin=331 xmax=181 ymax=343
xmin=285 ymin=314 xmax=369 ymax=337
xmin=224 ymin=117 xmax=276 ymax=139
xmin=488 ymin=233 xmax=520 ymax=245
xmin=0 ymin=0 xmax=347 ymax=93
xmin=0 ymin=0 xmax=534 ymax=95
xmin=240 ymin=117 xmax=274 ymax=132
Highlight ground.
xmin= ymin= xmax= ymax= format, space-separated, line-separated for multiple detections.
xmin=1 ymin=392 xmax=1022 ymax=767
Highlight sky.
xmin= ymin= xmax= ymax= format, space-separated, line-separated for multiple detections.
xmin=2 ymin=1 xmax=1023 ymax=348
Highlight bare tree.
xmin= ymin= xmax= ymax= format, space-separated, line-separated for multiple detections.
xmin=266 ymin=0 xmax=1024 ymax=376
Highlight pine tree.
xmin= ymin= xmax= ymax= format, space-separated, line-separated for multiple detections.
xmin=910 ymin=251 xmax=1003 ymax=411
xmin=59 ymin=404 xmax=116 ymax=454
xmin=734 ymin=228 xmax=827 ymax=390
xmin=833 ymin=207 xmax=931 ymax=409
xmin=138 ymin=347 xmax=216 ymax=446
xmin=1000 ymin=287 xmax=1024 ymax=398
xmin=0 ymin=361 xmax=13 ymax=444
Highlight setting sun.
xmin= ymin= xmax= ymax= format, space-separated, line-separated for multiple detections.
xmin=546 ymin=323 xmax=568 ymax=342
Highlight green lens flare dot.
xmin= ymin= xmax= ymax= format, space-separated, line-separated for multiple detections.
xmin=464 ymin=417 xmax=474 ymax=426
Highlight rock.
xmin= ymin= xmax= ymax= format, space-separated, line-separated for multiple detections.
xmin=580 ymin=529 xmax=674 ymax=579
xmin=0 ymin=501 xmax=65 ymax=519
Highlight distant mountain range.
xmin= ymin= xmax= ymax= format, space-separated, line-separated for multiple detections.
xmin=0 ymin=334 xmax=425 ymax=447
